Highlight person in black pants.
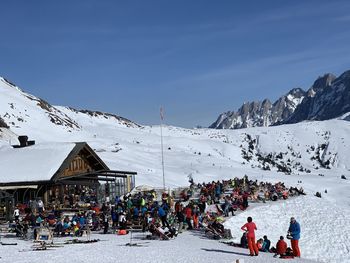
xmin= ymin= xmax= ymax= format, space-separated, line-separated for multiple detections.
xmin=103 ymin=213 xmax=109 ymax=234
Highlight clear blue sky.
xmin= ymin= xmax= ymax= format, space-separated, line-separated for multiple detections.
xmin=1 ymin=0 xmax=350 ymax=127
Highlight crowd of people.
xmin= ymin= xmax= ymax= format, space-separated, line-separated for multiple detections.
xmin=10 ymin=175 xmax=304 ymax=258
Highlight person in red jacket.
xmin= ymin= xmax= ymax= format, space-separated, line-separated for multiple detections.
xmin=274 ymin=236 xmax=287 ymax=257
xmin=241 ymin=216 xmax=259 ymax=256
xmin=184 ymin=206 xmax=193 ymax=230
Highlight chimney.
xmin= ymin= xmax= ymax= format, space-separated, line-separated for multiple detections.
xmin=18 ymin=136 xmax=28 ymax=147
xmin=12 ymin=136 xmax=36 ymax=148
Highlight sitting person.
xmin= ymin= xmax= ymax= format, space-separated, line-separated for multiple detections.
xmin=256 ymin=238 xmax=263 ymax=250
xmin=14 ymin=220 xmax=28 ymax=238
xmin=54 ymin=219 xmax=64 ymax=236
xmin=210 ymin=218 xmax=224 ymax=235
xmin=273 ymin=236 xmax=287 ymax=258
xmin=72 ymin=221 xmax=82 ymax=236
xmin=47 ymin=213 xmax=56 ymax=226
xmin=63 ymin=220 xmax=71 ymax=235
xmin=280 ymin=247 xmax=295 ymax=259
xmin=148 ymin=223 xmax=175 ymax=240
xmin=271 ymin=193 xmax=278 ymax=201
xmin=240 ymin=232 xmax=248 ymax=248
xmin=261 ymin=235 xmax=271 ymax=252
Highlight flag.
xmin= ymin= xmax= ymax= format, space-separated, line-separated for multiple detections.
xmin=160 ymin=106 xmax=164 ymax=121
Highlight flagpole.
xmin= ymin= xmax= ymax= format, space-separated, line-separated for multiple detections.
xmin=160 ymin=107 xmax=166 ymax=190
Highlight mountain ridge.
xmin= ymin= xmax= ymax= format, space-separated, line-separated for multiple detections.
xmin=0 ymin=77 xmax=139 ymax=140
xmin=210 ymin=71 xmax=350 ymax=129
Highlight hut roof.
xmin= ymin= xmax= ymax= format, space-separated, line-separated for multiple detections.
xmin=0 ymin=142 xmax=109 ymax=184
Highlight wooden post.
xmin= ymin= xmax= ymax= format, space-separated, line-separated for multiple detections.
xmin=43 ymin=186 xmax=48 ymax=206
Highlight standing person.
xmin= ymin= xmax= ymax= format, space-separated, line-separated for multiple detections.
xmin=184 ymin=205 xmax=193 ymax=230
xmin=111 ymin=207 xmax=118 ymax=229
xmin=223 ymin=196 xmax=231 ymax=217
xmin=176 ymin=206 xmax=185 ymax=233
xmin=13 ymin=205 xmax=20 ymax=222
xmin=242 ymin=192 xmax=249 ymax=209
xmin=158 ymin=206 xmax=170 ymax=228
xmin=288 ymin=217 xmax=301 ymax=257
xmin=192 ymin=205 xmax=200 ymax=229
xmin=119 ymin=212 xmax=127 ymax=230
xmin=103 ymin=212 xmax=109 ymax=234
xmin=37 ymin=198 xmax=45 ymax=214
xmin=241 ymin=216 xmax=259 ymax=256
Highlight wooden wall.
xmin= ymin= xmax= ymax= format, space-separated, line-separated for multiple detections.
xmin=61 ymin=156 xmax=93 ymax=177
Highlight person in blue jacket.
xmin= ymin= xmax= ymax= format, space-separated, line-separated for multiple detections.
xmin=288 ymin=217 xmax=301 ymax=257
xmin=261 ymin=235 xmax=271 ymax=252
xmin=158 ymin=206 xmax=170 ymax=228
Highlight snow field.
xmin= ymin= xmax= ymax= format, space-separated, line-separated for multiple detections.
xmin=224 ymin=196 xmax=350 ymax=263
xmin=0 ymin=231 xmax=316 ymax=263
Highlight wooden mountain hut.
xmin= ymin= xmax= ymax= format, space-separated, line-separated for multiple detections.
xmin=0 ymin=141 xmax=136 ymax=218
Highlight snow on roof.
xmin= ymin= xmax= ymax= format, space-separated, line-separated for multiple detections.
xmin=0 ymin=142 xmax=76 ymax=184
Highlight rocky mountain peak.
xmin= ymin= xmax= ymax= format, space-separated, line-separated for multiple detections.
xmin=210 ymin=70 xmax=350 ymax=129
xmin=0 ymin=116 xmax=8 ymax=128
xmin=309 ymin=73 xmax=336 ymax=93
xmin=287 ymin=87 xmax=306 ymax=97
xmin=210 ymin=86 xmax=307 ymax=129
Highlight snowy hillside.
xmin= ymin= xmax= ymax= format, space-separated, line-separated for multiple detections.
xmin=0 ymin=77 xmax=138 ymax=141
xmin=1 ymin=75 xmax=349 ymax=187
xmin=1 ymin=76 xmax=350 ymax=262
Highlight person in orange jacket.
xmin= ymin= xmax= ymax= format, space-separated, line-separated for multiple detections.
xmin=241 ymin=216 xmax=259 ymax=256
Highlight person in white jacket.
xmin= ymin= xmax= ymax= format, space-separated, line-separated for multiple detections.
xmin=37 ymin=199 xmax=45 ymax=213
xmin=13 ymin=206 xmax=20 ymax=221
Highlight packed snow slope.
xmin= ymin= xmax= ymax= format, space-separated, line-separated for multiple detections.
xmin=0 ymin=231 xmax=316 ymax=263
xmin=1 ymin=76 xmax=350 ymax=262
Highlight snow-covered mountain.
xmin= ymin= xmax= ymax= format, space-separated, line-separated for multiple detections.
xmin=0 ymin=77 xmax=138 ymax=141
xmin=284 ymin=71 xmax=349 ymax=124
xmin=1 ymin=75 xmax=349 ymax=185
xmin=210 ymin=71 xmax=350 ymax=129
xmin=1 ymin=75 xmax=350 ymax=183
xmin=1 ymin=75 xmax=350 ymax=263
xmin=210 ymin=88 xmax=306 ymax=129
